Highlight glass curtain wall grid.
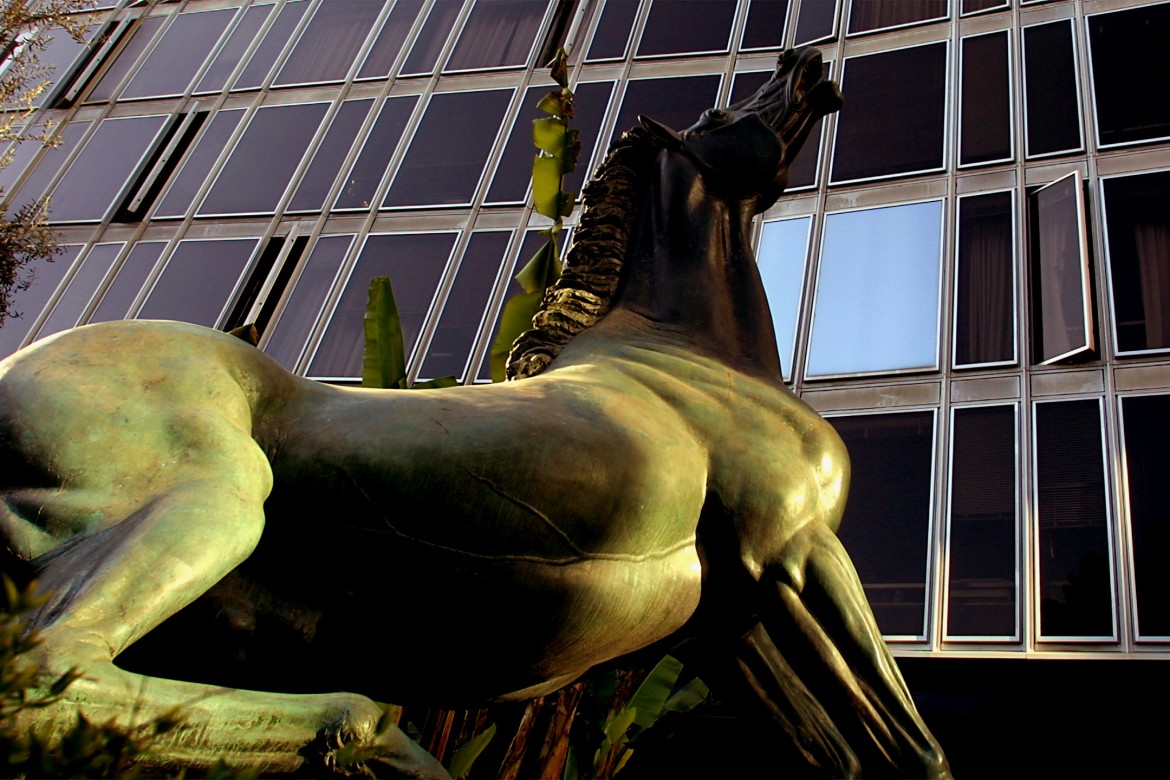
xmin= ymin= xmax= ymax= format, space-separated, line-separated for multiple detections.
xmin=3 ymin=0 xmax=1170 ymax=657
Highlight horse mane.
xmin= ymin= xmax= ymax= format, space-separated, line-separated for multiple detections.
xmin=504 ymin=127 xmax=658 ymax=380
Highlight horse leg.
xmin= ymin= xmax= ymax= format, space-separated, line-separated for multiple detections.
xmin=9 ymin=425 xmax=446 ymax=778
xmin=706 ymin=521 xmax=951 ymax=779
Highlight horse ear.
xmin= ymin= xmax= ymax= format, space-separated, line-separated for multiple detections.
xmin=638 ymin=115 xmax=683 ymax=150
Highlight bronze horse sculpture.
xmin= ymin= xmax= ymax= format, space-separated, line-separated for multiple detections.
xmin=0 ymin=48 xmax=949 ymax=777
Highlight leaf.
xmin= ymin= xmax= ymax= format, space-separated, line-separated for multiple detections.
xmin=625 ymin=655 xmax=684 ymax=731
xmin=514 ymin=240 xmax=562 ymax=294
xmin=532 ymin=153 xmax=566 ymax=220
xmin=447 ymin=722 xmax=496 ymax=779
xmin=663 ymin=677 xmax=709 ymax=714
xmin=548 ymin=48 xmax=569 ymax=88
xmin=361 ymin=277 xmax=407 ymax=390
xmin=533 ymin=116 xmax=569 ymax=158
xmin=226 ymin=323 xmax=259 ymax=345
xmin=537 ymin=89 xmax=571 ymax=118
xmin=413 ymin=375 xmax=459 ymax=389
xmin=489 ymin=289 xmax=544 ymax=382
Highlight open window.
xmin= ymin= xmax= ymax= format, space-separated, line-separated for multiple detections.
xmin=1028 ymin=171 xmax=1094 ymax=365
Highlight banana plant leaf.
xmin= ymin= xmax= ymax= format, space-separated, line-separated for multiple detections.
xmin=362 ymin=277 xmax=407 ymax=389
xmin=447 ymin=722 xmax=496 ymax=779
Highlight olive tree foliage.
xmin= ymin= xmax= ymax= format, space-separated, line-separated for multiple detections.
xmin=0 ymin=0 xmax=92 ymax=329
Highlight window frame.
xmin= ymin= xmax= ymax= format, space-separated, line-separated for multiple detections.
xmin=1085 ymin=5 xmax=1170 ymax=150
xmin=792 ymin=0 xmax=840 ymax=47
xmin=133 ymin=235 xmax=265 ymax=329
xmin=956 ymin=28 xmax=1014 ymax=170
xmin=942 ymin=401 xmax=1022 ymax=644
xmin=584 ymin=0 xmax=640 ymax=63
xmin=1021 ymin=18 xmax=1085 ymax=161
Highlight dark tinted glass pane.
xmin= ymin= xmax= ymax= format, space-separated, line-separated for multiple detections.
xmin=28 ymin=24 xmax=97 ymax=108
xmin=288 ymin=99 xmax=372 ymax=213
xmin=955 ymin=191 xmax=1014 ymax=366
xmin=400 ymin=0 xmax=461 ymax=76
xmin=832 ymin=42 xmax=946 ymax=182
xmin=446 ymin=0 xmax=546 ymax=71
xmin=487 ymin=81 xmax=612 ymax=204
xmin=960 ymin=31 xmax=1011 ymax=166
xmin=7 ymin=121 xmax=90 ymax=213
xmin=1120 ymin=394 xmax=1170 ymax=637
xmin=1035 ymin=400 xmax=1113 ymax=638
xmin=154 ymin=109 xmax=244 ymax=218
xmin=0 ymin=245 xmax=82 ymax=358
xmin=87 ymin=15 xmax=165 ymax=102
xmin=334 ymin=95 xmax=417 ymax=210
xmin=137 ymin=238 xmax=259 ymax=327
xmin=308 ymin=233 xmax=455 ymax=378
xmin=195 ymin=3 xmax=271 ymax=94
xmin=831 ymin=411 xmax=934 ymax=637
xmin=1088 ymin=4 xmax=1170 ymax=147
xmin=637 ymin=0 xmax=734 ymax=57
xmin=1030 ymin=173 xmax=1091 ymax=364
xmin=793 ymin=0 xmax=837 ymax=45
xmin=274 ymin=0 xmax=386 ymax=86
xmin=383 ymin=89 xmax=511 ymax=208
xmin=36 ymin=243 xmax=123 ymax=339
xmin=1103 ymin=171 xmax=1170 ymax=353
xmin=962 ymin=0 xmax=1006 ymax=14
xmin=234 ymin=0 xmax=310 ymax=90
xmin=847 ymin=0 xmax=946 ymax=35
xmin=1023 ymin=21 xmax=1082 ymax=157
xmin=263 ymin=234 xmax=352 ymax=371
xmin=586 ymin=0 xmax=637 ymax=61
xmin=121 ymin=8 xmax=235 ymax=99
xmin=947 ymin=406 xmax=1017 ymax=638
xmin=609 ymin=75 xmax=721 ymax=144
xmin=88 ymin=241 xmax=166 ymax=322
xmin=0 ymin=137 xmax=43 ymax=195
xmin=199 ymin=102 xmax=329 ymax=216
xmin=476 ymin=229 xmax=546 ymax=382
xmin=358 ymin=0 xmax=426 ymax=79
xmin=420 ymin=231 xmax=510 ymax=380
xmin=742 ymin=0 xmax=789 ymax=50
xmin=47 ymin=115 xmax=168 ymax=223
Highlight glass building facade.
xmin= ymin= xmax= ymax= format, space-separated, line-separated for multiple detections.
xmin=4 ymin=1 xmax=1170 ymax=769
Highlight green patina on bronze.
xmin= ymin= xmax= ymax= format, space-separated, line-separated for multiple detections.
xmin=0 ymin=49 xmax=949 ymax=778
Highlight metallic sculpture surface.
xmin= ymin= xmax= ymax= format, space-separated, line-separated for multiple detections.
xmin=0 ymin=48 xmax=948 ymax=778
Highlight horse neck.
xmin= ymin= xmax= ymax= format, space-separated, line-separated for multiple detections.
xmin=610 ymin=149 xmax=783 ymax=378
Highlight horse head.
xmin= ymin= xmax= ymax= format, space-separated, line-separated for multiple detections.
xmin=638 ymin=47 xmax=842 ymax=211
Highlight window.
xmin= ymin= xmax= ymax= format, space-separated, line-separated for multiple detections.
xmin=272 ymin=0 xmax=387 ymax=87
xmin=793 ymin=0 xmax=838 ymax=45
xmin=198 ymin=102 xmax=330 ymax=217
xmin=831 ymin=42 xmax=947 ymax=183
xmin=44 ymin=115 xmax=169 ymax=223
xmin=945 ymin=405 xmax=1019 ymax=641
xmin=153 ymin=109 xmax=245 ymax=219
xmin=334 ymin=96 xmax=418 ymax=211
xmin=419 ymin=231 xmax=512 ymax=381
xmin=86 ymin=15 xmax=165 ymax=102
xmin=358 ymin=0 xmax=427 ymax=80
xmin=119 ymin=7 xmax=237 ymax=100
xmin=399 ymin=0 xmax=462 ymax=77
xmin=262 ymin=234 xmax=354 ymax=372
xmin=740 ymin=0 xmax=790 ymax=51
xmin=136 ymin=238 xmax=261 ymax=328
xmin=287 ymin=99 xmax=374 ymax=213
xmin=445 ymin=0 xmax=547 ymax=72
xmin=756 ymin=216 xmax=811 ymax=381
xmin=1087 ymin=3 xmax=1170 ymax=149
xmin=829 ymin=410 xmax=936 ymax=639
xmin=1102 ymin=170 xmax=1170 ymax=355
xmin=383 ymin=89 xmax=512 ymax=209
xmin=87 ymin=242 xmax=167 ymax=323
xmin=1033 ymin=399 xmax=1115 ymax=641
xmin=954 ymin=190 xmax=1016 ymax=368
xmin=1119 ymin=394 xmax=1170 ymax=640
xmin=846 ymin=0 xmax=947 ymax=36
xmin=5 ymin=121 xmax=90 ymax=214
xmin=308 ymin=233 xmax=457 ymax=379
xmin=1022 ymin=20 xmax=1083 ymax=158
xmin=1029 ymin=171 xmax=1093 ymax=365
xmin=485 ymin=81 xmax=613 ymax=205
xmin=959 ymin=31 xmax=1012 ymax=167
xmin=807 ymin=200 xmax=943 ymax=377
xmin=586 ymin=0 xmax=638 ymax=62
xmin=194 ymin=2 xmax=272 ymax=94
xmin=34 ymin=243 xmax=124 ymax=339
xmin=0 ymin=245 xmax=82 ymax=358
xmin=23 ymin=23 xmax=98 ymax=108
xmin=609 ymin=75 xmax=721 ymax=145
xmin=636 ymin=0 xmax=735 ymax=58
xmin=961 ymin=0 xmax=1007 ymax=15
xmin=234 ymin=0 xmax=311 ymax=90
